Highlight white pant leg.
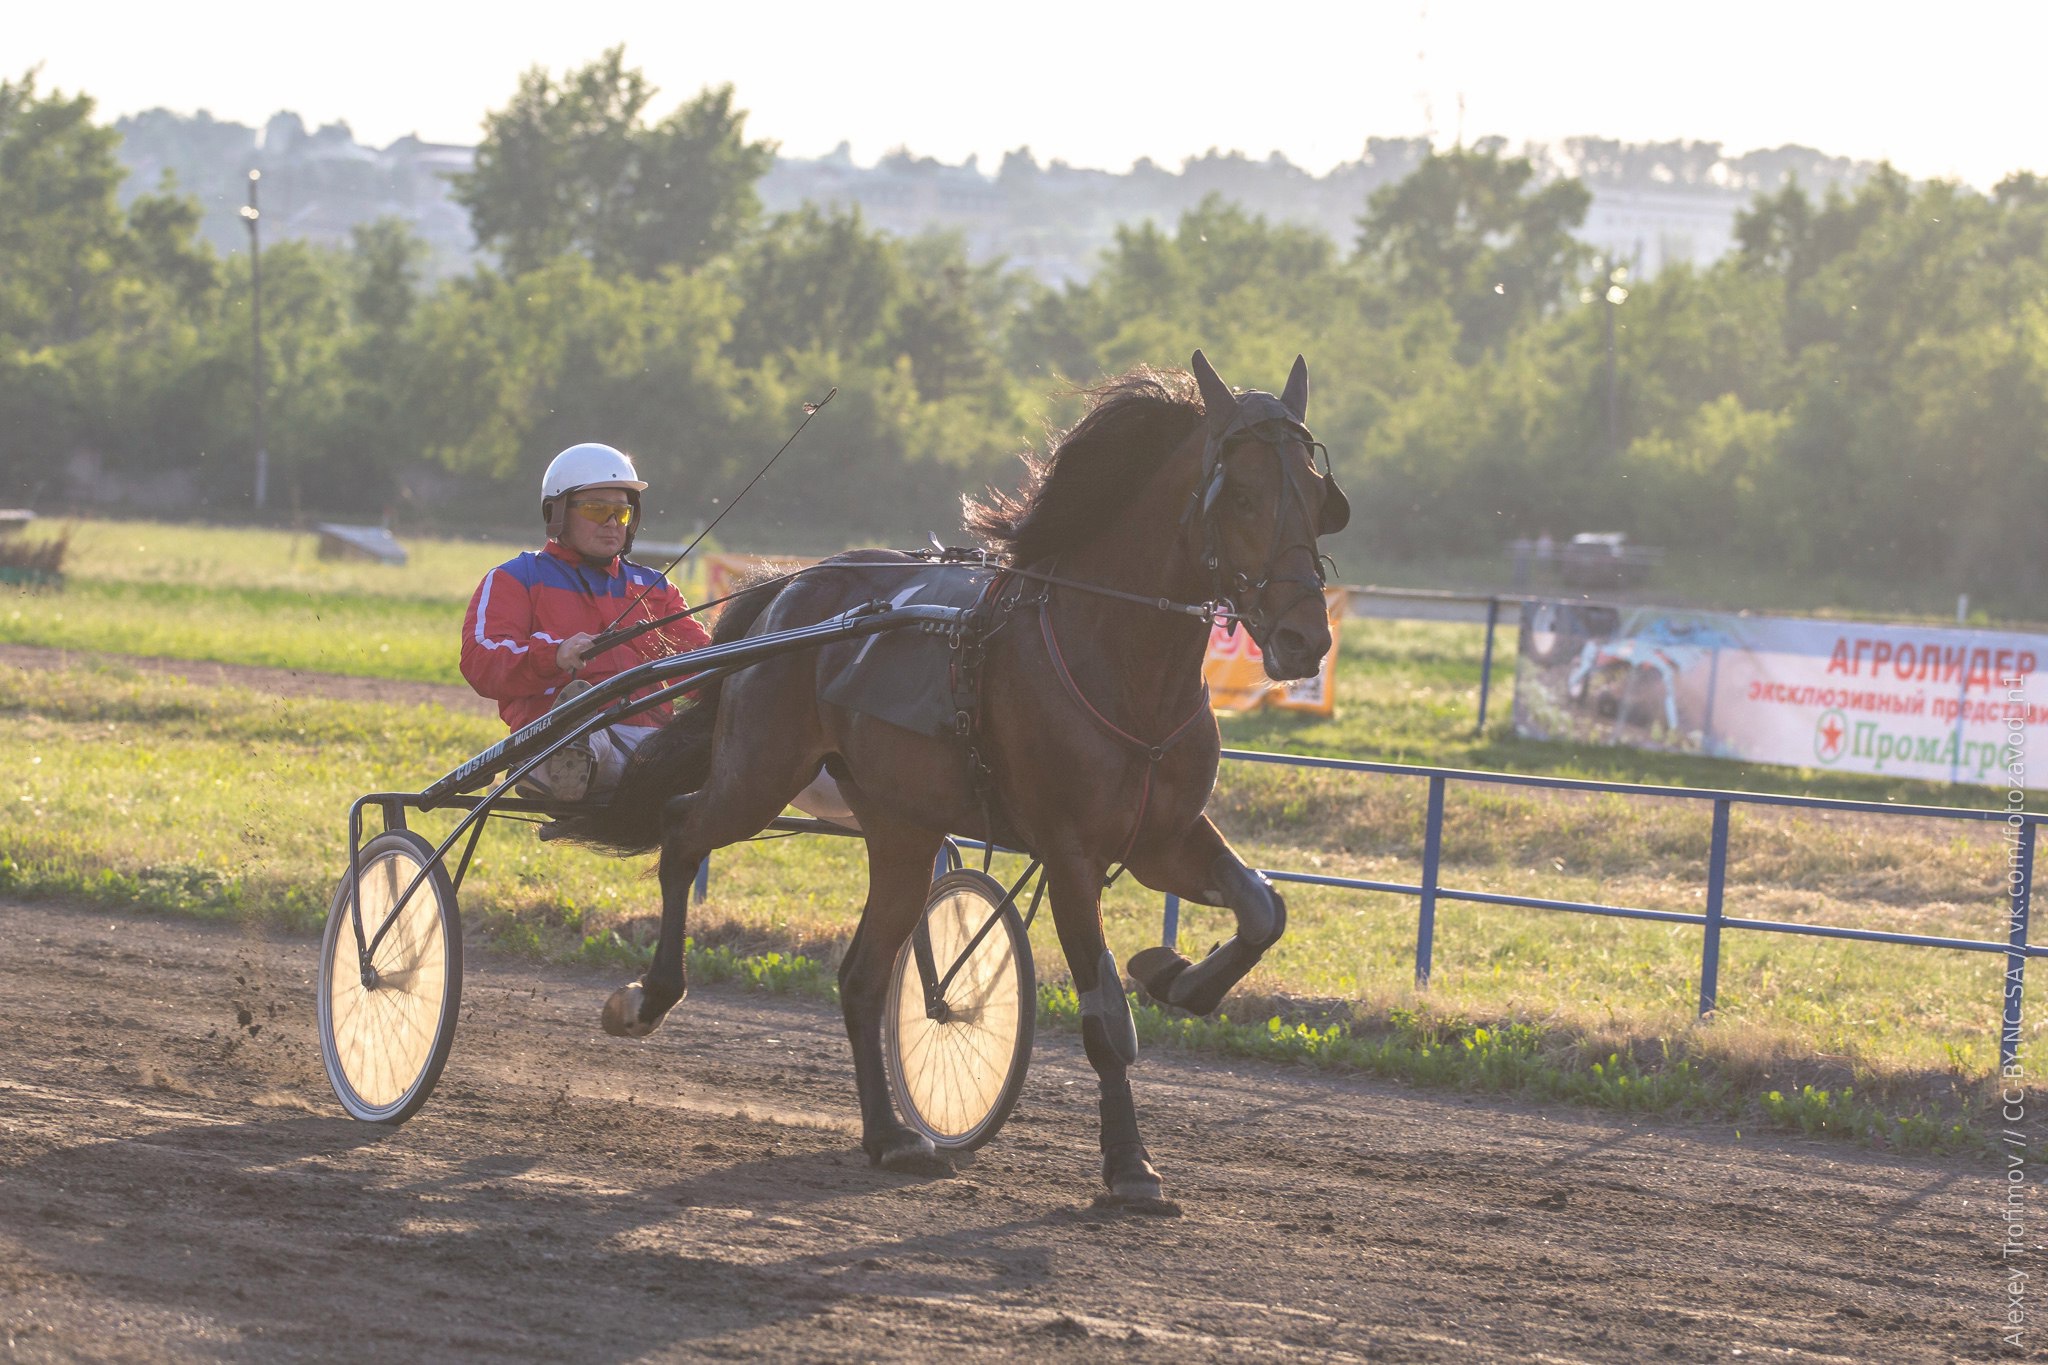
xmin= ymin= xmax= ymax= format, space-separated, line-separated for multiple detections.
xmin=791 ymin=764 xmax=860 ymax=830
xmin=587 ymin=723 xmax=663 ymax=799
xmin=587 ymin=729 xmax=859 ymax=832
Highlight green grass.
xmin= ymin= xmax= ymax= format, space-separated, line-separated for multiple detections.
xmin=0 ymin=660 xmax=2022 ymax=1151
xmin=0 ymin=518 xmax=720 ymax=685
xmin=6 ymin=519 xmax=2022 ymax=810
xmin=2 ymin=579 xmax=463 ymax=681
xmin=0 ymin=518 xmax=2032 ymax=1151
xmin=29 ymin=518 xmax=529 ymax=598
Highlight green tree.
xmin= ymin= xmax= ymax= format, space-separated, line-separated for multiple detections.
xmin=454 ymin=47 xmax=774 ymax=278
xmin=1355 ymin=142 xmax=1591 ymax=355
xmin=0 ymin=70 xmax=222 ymax=498
xmin=724 ymin=206 xmax=901 ymax=369
xmin=407 ymin=256 xmax=749 ymax=525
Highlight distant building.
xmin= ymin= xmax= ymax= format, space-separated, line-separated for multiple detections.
xmin=115 ymin=112 xmax=1871 ymax=285
xmin=115 ymin=109 xmax=478 ymax=277
xmin=1579 ymin=186 xmax=1745 ymax=276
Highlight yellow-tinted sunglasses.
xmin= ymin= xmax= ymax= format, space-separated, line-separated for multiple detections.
xmin=568 ymin=500 xmax=634 ymax=528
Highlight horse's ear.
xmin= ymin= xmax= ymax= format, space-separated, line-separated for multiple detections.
xmin=1281 ymin=355 xmax=1309 ymax=422
xmin=1191 ymin=349 xmax=1236 ymax=431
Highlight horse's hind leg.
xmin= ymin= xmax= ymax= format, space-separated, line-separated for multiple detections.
xmin=836 ymin=818 xmax=947 ymax=1171
xmin=1043 ymin=853 xmax=1168 ymax=1205
xmin=600 ymin=744 xmax=824 ymax=1040
xmin=1124 ymin=815 xmax=1285 ymax=1018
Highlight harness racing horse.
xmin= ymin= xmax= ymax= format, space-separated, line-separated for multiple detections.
xmin=560 ymin=351 xmax=1350 ymax=1202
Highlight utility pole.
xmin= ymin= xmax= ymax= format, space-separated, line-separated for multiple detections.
xmin=1601 ymin=257 xmax=1629 ymax=458
xmin=240 ymin=170 xmax=268 ymax=511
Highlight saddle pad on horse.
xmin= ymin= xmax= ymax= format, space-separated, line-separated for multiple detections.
xmin=818 ymin=562 xmax=997 ymax=740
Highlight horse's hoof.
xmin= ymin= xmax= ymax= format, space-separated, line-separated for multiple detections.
xmin=1102 ymin=1143 xmax=1164 ymax=1202
xmin=871 ymin=1134 xmax=953 ymax=1178
xmin=1127 ymin=943 xmax=1242 ymax=1018
xmin=1125 ymin=946 xmax=1190 ymax=1007
xmin=1109 ymin=1169 xmax=1163 ymax=1201
xmin=1091 ymin=1191 xmax=1184 ymax=1217
xmin=601 ymin=984 xmax=659 ymax=1038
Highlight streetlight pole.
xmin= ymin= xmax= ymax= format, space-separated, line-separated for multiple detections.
xmin=1601 ymin=256 xmax=1629 ymax=459
xmin=240 ymin=170 xmax=267 ymax=511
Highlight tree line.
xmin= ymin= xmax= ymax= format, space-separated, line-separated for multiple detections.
xmin=2 ymin=54 xmax=2043 ymax=607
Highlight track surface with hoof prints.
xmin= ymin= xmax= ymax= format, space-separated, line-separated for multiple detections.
xmin=0 ymin=898 xmax=2008 ymax=1361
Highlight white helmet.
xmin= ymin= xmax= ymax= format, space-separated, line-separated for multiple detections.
xmin=540 ymin=443 xmax=647 ymax=553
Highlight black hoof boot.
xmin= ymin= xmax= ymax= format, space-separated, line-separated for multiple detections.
xmin=1128 ymin=940 xmax=1260 ymax=1018
xmin=1126 ymin=946 xmax=1191 ymax=1007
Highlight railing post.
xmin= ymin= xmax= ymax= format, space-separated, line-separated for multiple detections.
xmin=693 ymin=858 xmax=709 ymax=903
xmin=1699 ymin=799 xmax=1730 ymax=1018
xmin=1474 ymin=596 xmax=1502 ymax=736
xmin=1415 ymin=775 xmax=1446 ymax=988
xmin=1162 ymin=894 xmax=1180 ymax=951
xmin=2003 ymin=820 xmax=2036 ymax=1071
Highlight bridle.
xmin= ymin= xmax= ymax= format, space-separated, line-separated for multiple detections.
xmin=1184 ymin=387 xmax=1351 ymax=651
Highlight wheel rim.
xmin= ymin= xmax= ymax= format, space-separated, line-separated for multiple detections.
xmin=891 ymin=882 xmax=1026 ymax=1144
xmin=325 ymin=846 xmax=449 ymax=1114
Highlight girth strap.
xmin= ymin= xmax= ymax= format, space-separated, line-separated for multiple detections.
xmin=948 ymin=570 xmax=1012 ymax=865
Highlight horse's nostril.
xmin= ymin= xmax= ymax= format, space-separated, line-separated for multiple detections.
xmin=1274 ymin=629 xmax=1307 ymax=656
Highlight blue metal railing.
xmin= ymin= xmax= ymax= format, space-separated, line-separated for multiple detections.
xmin=1158 ymin=750 xmax=2040 ymax=1067
xmin=696 ymin=748 xmax=2040 ymax=1067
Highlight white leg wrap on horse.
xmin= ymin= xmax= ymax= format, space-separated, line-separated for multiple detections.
xmin=1079 ymin=948 xmax=1139 ymax=1066
xmin=790 ymin=764 xmax=861 ymax=830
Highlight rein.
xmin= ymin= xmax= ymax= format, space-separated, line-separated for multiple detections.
xmin=581 ymin=551 xmax=1239 ymax=664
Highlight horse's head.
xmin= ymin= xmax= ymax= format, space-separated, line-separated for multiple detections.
xmin=1188 ymin=350 xmax=1350 ymax=681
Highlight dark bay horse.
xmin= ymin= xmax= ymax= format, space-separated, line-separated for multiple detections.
xmin=561 ymin=351 xmax=1349 ymax=1201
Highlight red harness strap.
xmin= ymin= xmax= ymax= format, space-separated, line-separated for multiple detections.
xmin=1038 ymin=598 xmax=1210 ymax=868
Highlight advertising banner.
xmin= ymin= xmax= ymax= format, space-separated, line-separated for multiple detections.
xmin=698 ymin=551 xmax=815 ymax=622
xmin=1204 ymin=589 xmax=1345 ymax=717
xmin=1511 ymin=602 xmax=2045 ymax=787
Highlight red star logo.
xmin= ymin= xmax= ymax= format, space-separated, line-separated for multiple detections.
xmin=1819 ymin=716 xmax=1845 ymax=755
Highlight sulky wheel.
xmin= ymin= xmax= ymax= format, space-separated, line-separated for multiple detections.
xmin=884 ymin=869 xmax=1035 ymax=1152
xmin=318 ymin=829 xmax=462 ymax=1124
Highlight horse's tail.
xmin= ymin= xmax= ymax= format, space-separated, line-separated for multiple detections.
xmin=547 ymin=580 xmax=785 ymax=856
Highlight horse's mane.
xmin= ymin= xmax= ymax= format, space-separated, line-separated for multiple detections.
xmin=963 ymin=366 xmax=1204 ymax=568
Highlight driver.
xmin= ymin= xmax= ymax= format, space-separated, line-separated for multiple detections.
xmin=460 ymin=443 xmax=711 ymax=802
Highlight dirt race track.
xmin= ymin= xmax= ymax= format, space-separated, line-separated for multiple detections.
xmin=0 ymin=898 xmax=2016 ymax=1363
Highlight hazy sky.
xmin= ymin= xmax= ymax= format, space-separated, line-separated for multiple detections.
xmin=11 ymin=0 xmax=2045 ymax=187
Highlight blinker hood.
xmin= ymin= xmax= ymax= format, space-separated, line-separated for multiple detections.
xmin=1189 ymin=350 xmax=1349 ymax=535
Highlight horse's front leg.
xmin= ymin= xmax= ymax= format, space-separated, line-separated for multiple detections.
xmin=1124 ymin=814 xmax=1285 ymax=1018
xmin=1043 ymin=853 xmax=1167 ymax=1205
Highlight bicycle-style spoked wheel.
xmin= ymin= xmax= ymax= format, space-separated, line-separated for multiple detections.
xmin=884 ymin=869 xmax=1035 ymax=1151
xmin=318 ymin=829 xmax=462 ymax=1123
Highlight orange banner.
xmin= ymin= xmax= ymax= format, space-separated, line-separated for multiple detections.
xmin=1203 ymin=590 xmax=1344 ymax=716
xmin=698 ymin=552 xmax=815 ymax=625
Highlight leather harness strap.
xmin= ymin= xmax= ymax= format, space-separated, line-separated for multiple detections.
xmin=1038 ymin=592 xmax=1210 ymax=871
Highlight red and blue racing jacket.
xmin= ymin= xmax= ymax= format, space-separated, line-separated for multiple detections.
xmin=460 ymin=540 xmax=712 ymax=730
